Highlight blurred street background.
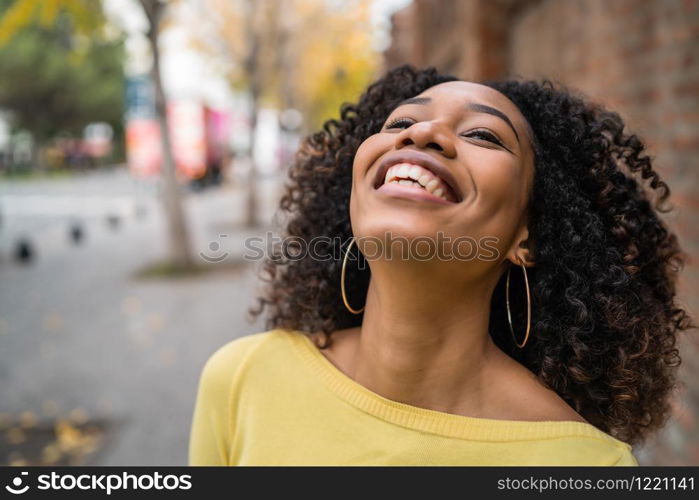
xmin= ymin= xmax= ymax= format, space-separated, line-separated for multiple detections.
xmin=0 ymin=0 xmax=697 ymax=465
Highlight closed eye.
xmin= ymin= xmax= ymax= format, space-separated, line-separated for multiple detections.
xmin=384 ymin=117 xmax=414 ymax=130
xmin=463 ymin=129 xmax=504 ymax=147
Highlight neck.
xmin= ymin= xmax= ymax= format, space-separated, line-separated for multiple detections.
xmin=349 ymin=259 xmax=507 ymax=416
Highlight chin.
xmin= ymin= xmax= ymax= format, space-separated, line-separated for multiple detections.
xmin=362 ymin=218 xmax=439 ymax=239
xmin=353 ymin=217 xmax=443 ymax=258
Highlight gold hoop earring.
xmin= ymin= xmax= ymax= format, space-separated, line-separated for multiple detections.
xmin=341 ymin=237 xmax=365 ymax=314
xmin=506 ymin=257 xmax=531 ymax=348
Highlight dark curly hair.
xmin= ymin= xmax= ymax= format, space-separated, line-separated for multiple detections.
xmin=249 ymin=65 xmax=696 ymax=446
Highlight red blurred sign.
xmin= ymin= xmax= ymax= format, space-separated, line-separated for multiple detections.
xmin=126 ymin=102 xmax=208 ymax=180
xmin=168 ymin=101 xmax=207 ymax=180
xmin=126 ymin=118 xmax=162 ymax=178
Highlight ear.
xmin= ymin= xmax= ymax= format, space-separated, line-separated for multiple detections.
xmin=506 ymin=226 xmax=535 ymax=267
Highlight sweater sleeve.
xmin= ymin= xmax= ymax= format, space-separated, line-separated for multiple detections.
xmin=188 ymin=334 xmax=267 ymax=465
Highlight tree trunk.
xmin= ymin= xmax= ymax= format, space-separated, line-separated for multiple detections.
xmin=243 ymin=0 xmax=261 ymax=229
xmin=141 ymin=0 xmax=193 ymax=269
xmin=245 ymin=106 xmax=259 ymax=228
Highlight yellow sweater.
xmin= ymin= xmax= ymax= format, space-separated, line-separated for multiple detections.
xmin=188 ymin=329 xmax=639 ymax=466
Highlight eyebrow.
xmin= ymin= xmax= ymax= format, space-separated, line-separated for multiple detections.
xmin=396 ymin=97 xmax=520 ymax=144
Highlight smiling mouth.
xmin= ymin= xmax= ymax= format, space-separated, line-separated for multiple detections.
xmin=375 ymin=162 xmax=460 ymax=203
xmin=380 ymin=163 xmax=457 ymax=203
xmin=373 ymin=151 xmax=463 ymax=203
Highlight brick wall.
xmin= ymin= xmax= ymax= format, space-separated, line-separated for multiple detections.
xmin=384 ymin=0 xmax=699 ymax=465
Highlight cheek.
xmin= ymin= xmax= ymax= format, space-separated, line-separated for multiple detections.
xmin=463 ymin=151 xmax=530 ymax=247
xmin=350 ymin=134 xmax=391 ymax=201
xmin=352 ymin=134 xmax=390 ymax=182
xmin=469 ymin=151 xmax=527 ymax=214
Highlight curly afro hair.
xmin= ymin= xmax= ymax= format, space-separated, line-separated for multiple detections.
xmin=249 ymin=64 xmax=696 ymax=446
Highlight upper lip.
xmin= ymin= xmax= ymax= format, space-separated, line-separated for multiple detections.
xmin=373 ymin=150 xmax=463 ymax=202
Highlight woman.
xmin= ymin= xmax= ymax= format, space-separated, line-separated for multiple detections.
xmin=188 ymin=65 xmax=694 ymax=465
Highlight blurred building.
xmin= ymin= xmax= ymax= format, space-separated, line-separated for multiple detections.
xmin=385 ymin=0 xmax=699 ymax=465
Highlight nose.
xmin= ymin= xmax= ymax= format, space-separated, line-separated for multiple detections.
xmin=394 ymin=120 xmax=457 ymax=158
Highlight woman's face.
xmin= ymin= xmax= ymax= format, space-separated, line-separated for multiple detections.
xmin=349 ymin=80 xmax=535 ymax=270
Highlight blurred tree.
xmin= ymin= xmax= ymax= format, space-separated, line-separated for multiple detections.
xmin=197 ymin=0 xmax=280 ymax=228
xmin=0 ymin=23 xmax=124 ymax=144
xmin=138 ymin=0 xmax=193 ymax=270
xmin=0 ymin=0 xmax=103 ymax=46
xmin=240 ymin=0 xmax=268 ymax=228
xmin=0 ymin=1 xmax=124 ymax=147
xmin=196 ymin=0 xmax=378 ymax=226
xmin=204 ymin=0 xmax=378 ymax=130
xmin=284 ymin=0 xmax=378 ymax=130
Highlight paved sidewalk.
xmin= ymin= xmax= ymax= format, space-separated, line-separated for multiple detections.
xmin=0 ymin=170 xmax=283 ymax=465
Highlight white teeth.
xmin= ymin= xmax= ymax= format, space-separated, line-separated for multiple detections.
xmin=381 ymin=162 xmax=453 ymax=202
xmin=409 ymin=165 xmax=422 ymax=180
